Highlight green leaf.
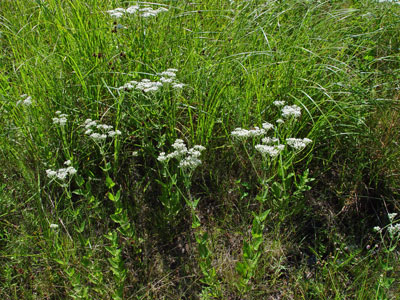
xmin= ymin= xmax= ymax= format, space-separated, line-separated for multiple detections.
xmin=75 ymin=220 xmax=85 ymax=233
xmin=198 ymin=243 xmax=209 ymax=259
xmin=72 ymin=189 xmax=85 ymax=196
xmin=236 ymin=262 xmax=247 ymax=277
xmin=75 ymin=175 xmax=85 ymax=187
xmin=106 ymin=176 xmax=115 ymax=189
xmin=54 ymin=258 xmax=66 ymax=266
xmin=192 ymin=214 xmax=201 ymax=228
xmin=243 ymin=241 xmax=252 ymax=259
xmin=114 ymin=189 xmax=121 ymax=202
xmin=108 ymin=192 xmax=115 ymax=202
xmin=259 ymin=209 xmax=271 ymax=222
xmin=271 ymin=182 xmax=283 ymax=199
xmin=252 ymin=236 xmax=263 ymax=251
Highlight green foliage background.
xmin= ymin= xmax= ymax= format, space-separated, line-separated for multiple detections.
xmin=1 ymin=0 xmax=399 ymax=299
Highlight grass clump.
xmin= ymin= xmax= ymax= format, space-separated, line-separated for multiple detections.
xmin=1 ymin=0 xmax=399 ymax=298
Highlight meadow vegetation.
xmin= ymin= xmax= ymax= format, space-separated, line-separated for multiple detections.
xmin=1 ymin=0 xmax=399 ymax=299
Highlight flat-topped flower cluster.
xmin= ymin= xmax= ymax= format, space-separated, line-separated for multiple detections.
xmin=231 ymin=122 xmax=274 ymax=139
xmin=18 ymin=94 xmax=33 ymax=106
xmin=281 ymin=104 xmax=301 ymax=118
xmin=107 ymin=5 xmax=168 ymax=18
xmin=231 ymin=103 xmax=312 ymax=157
xmin=118 ymin=69 xmax=184 ymax=93
xmin=46 ymin=160 xmax=77 ymax=181
xmin=158 ymin=139 xmax=206 ymax=171
xmin=83 ymin=119 xmax=121 ymax=142
xmin=52 ymin=111 xmax=68 ymax=126
xmin=374 ymin=213 xmax=400 ymax=239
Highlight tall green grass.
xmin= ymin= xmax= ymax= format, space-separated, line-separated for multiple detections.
xmin=1 ymin=0 xmax=399 ymax=298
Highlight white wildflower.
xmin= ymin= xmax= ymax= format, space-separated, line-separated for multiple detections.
xmin=85 ymin=129 xmax=93 ymax=135
xmin=193 ymin=145 xmax=206 ymax=151
xmin=46 ymin=165 xmax=77 ymax=181
xmin=388 ymin=223 xmax=400 ymax=239
xmin=64 ymin=160 xmax=71 ymax=166
xmin=255 ymin=144 xmax=284 ymax=157
xmin=159 ymin=71 xmax=177 ymax=77
xmin=172 ymin=139 xmax=187 ymax=152
xmin=90 ymin=133 xmax=103 ymax=141
xmin=159 ymin=139 xmax=205 ymax=171
xmin=136 ymin=79 xmax=163 ymax=92
xmin=286 ymin=138 xmax=312 ymax=150
xmin=46 ymin=169 xmax=57 ymax=178
xmin=276 ymin=119 xmax=285 ymax=124
xmin=179 ymin=156 xmax=202 ymax=170
xmin=262 ymin=122 xmax=274 ymax=131
xmin=231 ymin=127 xmax=266 ymax=139
xmin=66 ymin=166 xmax=77 ymax=176
xmin=388 ymin=213 xmax=398 ymax=222
xmin=52 ymin=113 xmax=68 ymax=126
xmin=56 ymin=169 xmax=68 ymax=180
xmin=108 ymin=5 xmax=168 ymax=18
xmin=21 ymin=95 xmax=32 ymax=106
xmin=107 ymin=8 xmax=125 ymax=18
xmin=50 ymin=224 xmax=59 ymax=229
xmin=262 ymin=137 xmax=279 ymax=144
xmin=160 ymin=77 xmax=174 ymax=83
xmin=143 ymin=86 xmax=160 ymax=93
xmin=282 ymin=105 xmax=301 ymax=118
xmin=118 ymin=82 xmax=137 ymax=90
xmin=97 ymin=124 xmax=113 ymax=131
xmin=85 ymin=121 xmax=97 ymax=129
xmin=373 ymin=226 xmax=381 ymax=232
xmin=273 ymin=100 xmax=285 ymax=107
xmin=108 ymin=130 xmax=122 ymax=138
xmin=118 ymin=69 xmax=183 ymax=93
xmin=172 ymin=83 xmax=185 ymax=89
xmin=126 ymin=5 xmax=139 ymax=14
xmin=157 ymin=152 xmax=167 ymax=162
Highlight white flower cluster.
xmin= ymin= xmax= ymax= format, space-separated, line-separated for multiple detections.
xmin=52 ymin=111 xmax=68 ymax=126
xmin=388 ymin=223 xmax=400 ymax=238
xmin=262 ymin=137 xmax=279 ymax=144
xmin=50 ymin=223 xmax=59 ymax=229
xmin=17 ymin=94 xmax=32 ymax=106
xmin=231 ymin=122 xmax=274 ymax=139
xmin=286 ymin=138 xmax=312 ymax=150
xmin=374 ymin=213 xmax=400 ymax=239
xmin=107 ymin=5 xmax=168 ymax=18
xmin=388 ymin=213 xmax=397 ymax=221
xmin=46 ymin=160 xmax=77 ymax=181
xmin=273 ymin=100 xmax=285 ymax=107
xmin=158 ymin=139 xmax=206 ymax=171
xmin=282 ymin=105 xmax=301 ymax=118
xmin=255 ymin=144 xmax=285 ymax=158
xmin=373 ymin=226 xmax=381 ymax=232
xmin=378 ymin=0 xmax=400 ymax=4
xmin=83 ymin=119 xmax=121 ymax=141
xmin=118 ymin=69 xmax=184 ymax=93
xmin=256 ymin=135 xmax=284 ymax=157
xmin=387 ymin=212 xmax=399 ymax=238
